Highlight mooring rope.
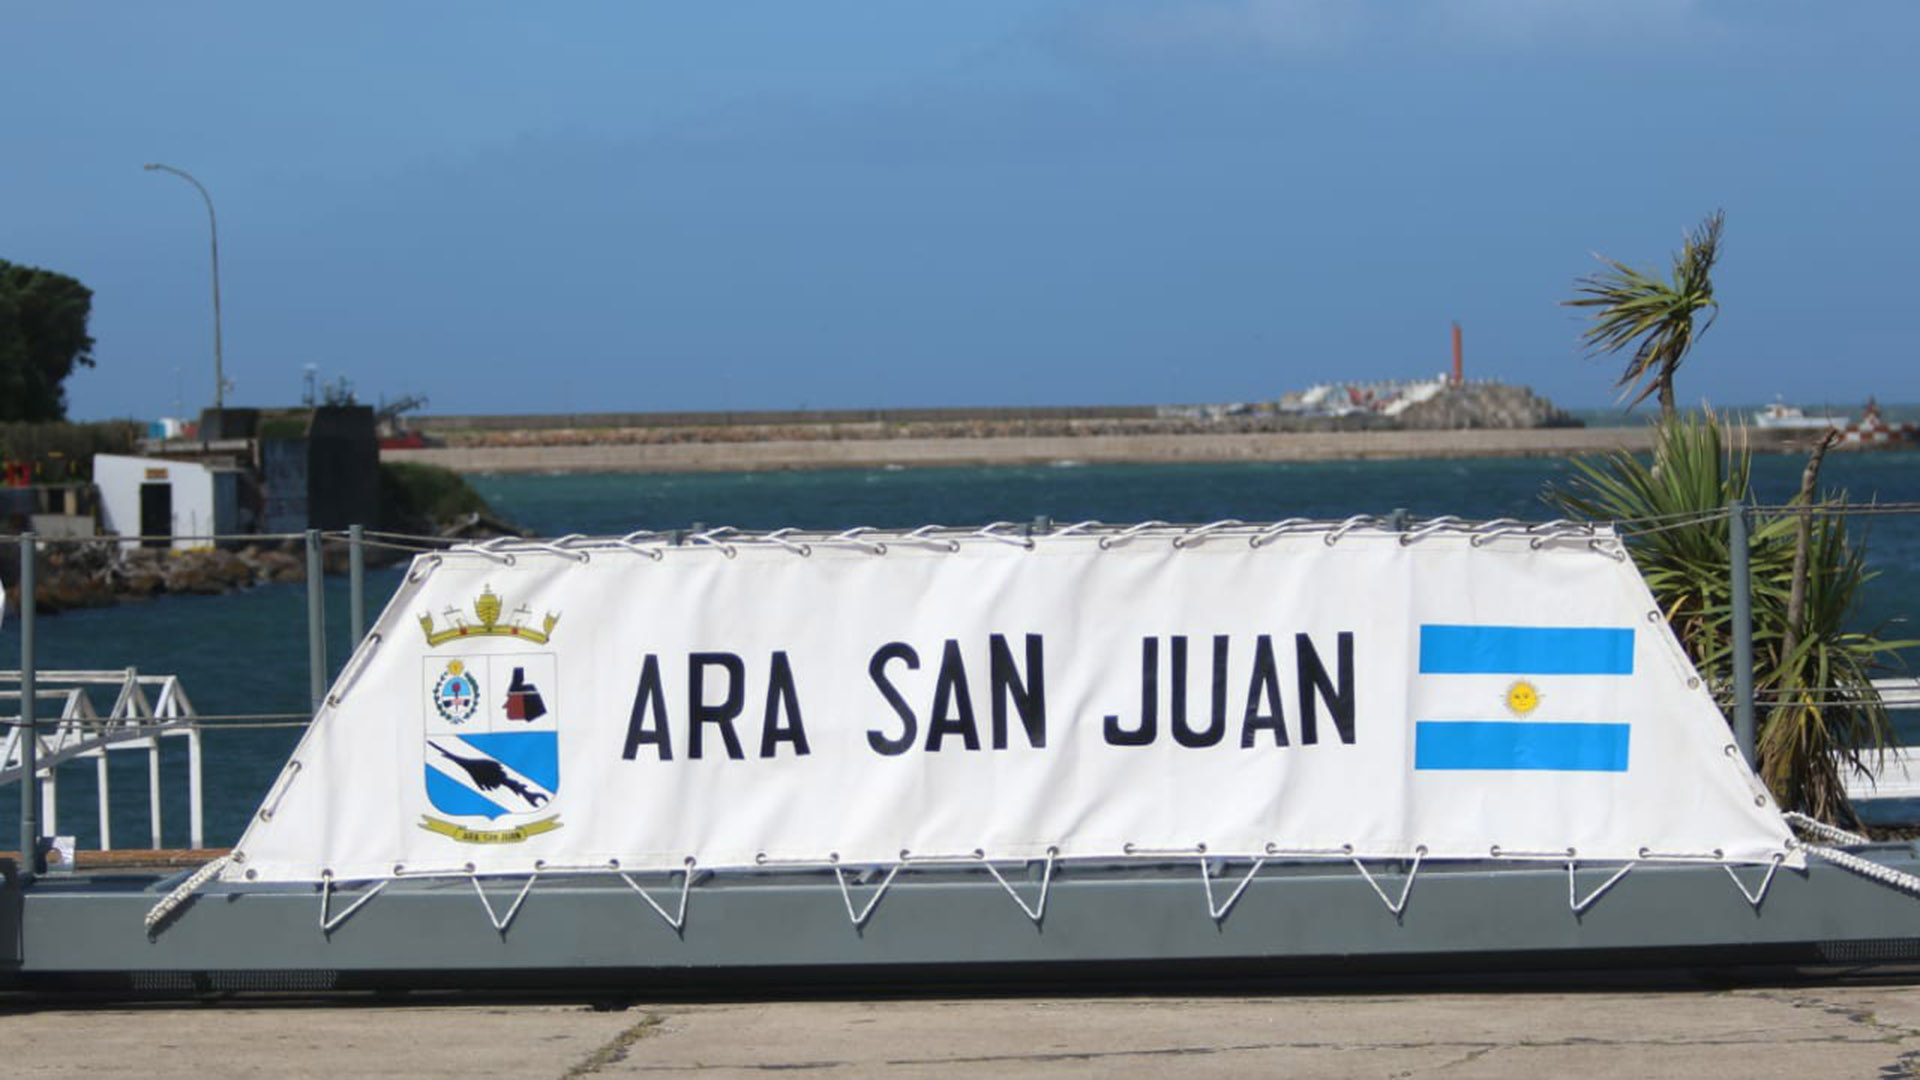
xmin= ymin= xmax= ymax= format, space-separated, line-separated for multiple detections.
xmin=1784 ymin=811 xmax=1871 ymax=847
xmin=1804 ymin=845 xmax=1920 ymax=897
xmin=142 ymin=853 xmax=232 ymax=934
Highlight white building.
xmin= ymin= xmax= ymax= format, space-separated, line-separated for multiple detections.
xmin=93 ymin=454 xmax=243 ymax=549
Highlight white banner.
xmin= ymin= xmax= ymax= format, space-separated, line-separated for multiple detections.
xmin=227 ymin=524 xmax=1795 ymax=883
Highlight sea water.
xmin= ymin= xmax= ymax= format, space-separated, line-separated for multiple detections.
xmin=5 ymin=453 xmax=1918 ymax=850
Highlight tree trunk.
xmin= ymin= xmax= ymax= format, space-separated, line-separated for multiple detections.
xmin=1781 ymin=429 xmax=1839 ymax=671
xmin=1657 ymin=361 xmax=1677 ymax=420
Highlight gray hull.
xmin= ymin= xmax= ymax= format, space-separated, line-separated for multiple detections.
xmin=8 ymin=848 xmax=1920 ymax=996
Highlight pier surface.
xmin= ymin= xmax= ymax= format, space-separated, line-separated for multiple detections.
xmin=8 ymin=986 xmax=1920 ymax=1078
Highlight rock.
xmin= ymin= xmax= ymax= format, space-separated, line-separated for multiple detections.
xmin=244 ymin=549 xmax=304 ymax=583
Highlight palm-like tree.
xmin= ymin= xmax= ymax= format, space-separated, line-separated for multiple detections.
xmin=1566 ymin=210 xmax=1724 ymax=419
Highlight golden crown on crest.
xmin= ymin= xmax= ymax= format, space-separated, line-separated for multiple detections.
xmin=419 ymin=587 xmax=561 ymax=647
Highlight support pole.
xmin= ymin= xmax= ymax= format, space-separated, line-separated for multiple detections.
xmin=95 ymin=754 xmax=111 ymax=851
xmin=147 ymin=742 xmax=163 ymax=849
xmin=306 ymin=529 xmax=327 ymax=712
xmin=186 ymin=726 xmax=204 ymax=850
xmin=1729 ymin=498 xmax=1757 ymax=767
xmin=348 ymin=523 xmax=366 ymax=644
xmin=17 ymin=533 xmax=39 ymax=878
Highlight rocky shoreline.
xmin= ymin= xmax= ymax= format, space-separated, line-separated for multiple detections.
xmin=2 ymin=540 xmax=369 ymax=615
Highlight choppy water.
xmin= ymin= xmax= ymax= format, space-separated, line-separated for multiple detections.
xmin=5 ymin=452 xmax=1918 ymax=850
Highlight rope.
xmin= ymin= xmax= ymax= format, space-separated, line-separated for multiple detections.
xmin=1724 ymin=854 xmax=1786 ymax=907
xmin=1351 ymin=848 xmax=1425 ymax=915
xmin=319 ymin=875 xmax=387 ymax=932
xmin=980 ymin=850 xmax=1056 ymax=923
xmin=832 ymin=862 xmax=904 ymax=928
xmin=1804 ymin=845 xmax=1920 ymax=897
xmin=1785 ymin=811 xmax=1871 ymax=846
xmin=1199 ymin=856 xmax=1267 ymax=919
xmin=470 ymin=871 xmax=540 ymax=932
xmin=1567 ymin=860 xmax=1635 ymax=914
xmin=619 ymin=859 xmax=696 ymax=931
xmin=143 ymin=854 xmax=232 ymax=934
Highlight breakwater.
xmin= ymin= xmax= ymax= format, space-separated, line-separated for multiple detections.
xmin=386 ymin=425 xmax=1814 ymax=475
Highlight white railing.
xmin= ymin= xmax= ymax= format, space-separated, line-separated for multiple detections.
xmin=1845 ymin=678 xmax=1920 ymax=804
xmin=0 ymin=668 xmax=205 ymax=849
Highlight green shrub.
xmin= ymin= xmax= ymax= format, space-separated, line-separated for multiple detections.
xmin=377 ymin=462 xmax=495 ymax=533
xmin=1547 ymin=412 xmax=1912 ymax=824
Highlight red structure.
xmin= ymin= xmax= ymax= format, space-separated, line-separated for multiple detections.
xmin=1451 ymin=322 xmax=1464 ymax=385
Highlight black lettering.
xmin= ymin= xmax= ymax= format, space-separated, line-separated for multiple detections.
xmin=1105 ymin=637 xmax=1159 ymax=746
xmin=867 ymin=643 xmax=919 ymax=755
xmin=760 ymin=651 xmax=810 ymax=758
xmin=1240 ymin=635 xmax=1288 ymax=747
xmin=989 ymin=633 xmax=1046 ymax=749
xmin=621 ymin=654 xmax=672 ymax=760
xmin=1174 ymin=635 xmax=1228 ymax=748
xmin=1297 ymin=631 xmax=1356 ymax=745
xmin=688 ymin=652 xmax=746 ymax=760
xmin=926 ymin=639 xmax=981 ymax=751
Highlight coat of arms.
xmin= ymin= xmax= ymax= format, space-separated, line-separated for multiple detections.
xmin=418 ymin=588 xmax=563 ymax=843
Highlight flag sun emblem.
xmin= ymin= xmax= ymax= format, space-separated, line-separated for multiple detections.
xmin=433 ymin=660 xmax=481 ymax=723
xmin=1504 ymin=679 xmax=1542 ymax=717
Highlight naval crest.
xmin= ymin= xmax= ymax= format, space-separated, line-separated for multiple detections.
xmin=419 ymin=587 xmax=560 ymax=647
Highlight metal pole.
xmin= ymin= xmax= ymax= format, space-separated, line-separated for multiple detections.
xmin=147 ymin=744 xmax=163 ymax=849
xmin=18 ymin=534 xmax=39 ymax=878
xmin=306 ymin=529 xmax=327 ymax=712
xmin=186 ymin=726 xmax=204 ymax=850
xmin=143 ymin=163 xmax=225 ymax=411
xmin=348 ymin=523 xmax=366 ymax=643
xmin=95 ymin=755 xmax=111 ymax=852
xmin=1729 ymin=498 xmax=1757 ymax=767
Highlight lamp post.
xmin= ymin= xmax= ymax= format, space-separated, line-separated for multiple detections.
xmin=143 ymin=163 xmax=227 ymax=412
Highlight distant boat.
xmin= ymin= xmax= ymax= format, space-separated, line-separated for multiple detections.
xmin=1752 ymin=399 xmax=1845 ymax=430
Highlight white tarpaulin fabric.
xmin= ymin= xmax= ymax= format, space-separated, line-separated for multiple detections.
xmin=225 ymin=523 xmax=1796 ymax=884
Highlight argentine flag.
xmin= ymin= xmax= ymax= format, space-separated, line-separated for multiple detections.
xmin=1413 ymin=623 xmax=1634 ymax=773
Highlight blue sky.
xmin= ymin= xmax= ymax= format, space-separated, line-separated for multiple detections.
xmin=3 ymin=1 xmax=1914 ymax=419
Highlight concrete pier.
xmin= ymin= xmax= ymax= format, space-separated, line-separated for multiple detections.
xmin=7 ymin=987 xmax=1920 ymax=1078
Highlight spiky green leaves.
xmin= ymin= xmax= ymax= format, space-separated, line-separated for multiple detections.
xmin=1566 ymin=211 xmax=1724 ymax=418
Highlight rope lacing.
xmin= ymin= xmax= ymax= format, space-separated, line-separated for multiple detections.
xmin=412 ymin=517 xmax=1635 ymax=563
xmin=619 ymin=858 xmax=697 ymax=931
xmin=319 ymin=873 xmax=388 ymax=932
xmin=1350 ymin=847 xmax=1426 ymax=915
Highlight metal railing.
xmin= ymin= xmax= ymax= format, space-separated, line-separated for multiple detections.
xmin=0 ymin=669 xmax=206 ymax=850
xmin=1 ymin=524 xmax=410 ymax=877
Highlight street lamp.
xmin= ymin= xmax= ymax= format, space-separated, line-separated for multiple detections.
xmin=143 ymin=163 xmax=227 ymax=412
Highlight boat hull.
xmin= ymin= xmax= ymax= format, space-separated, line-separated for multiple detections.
xmin=7 ymin=849 xmax=1920 ymax=996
